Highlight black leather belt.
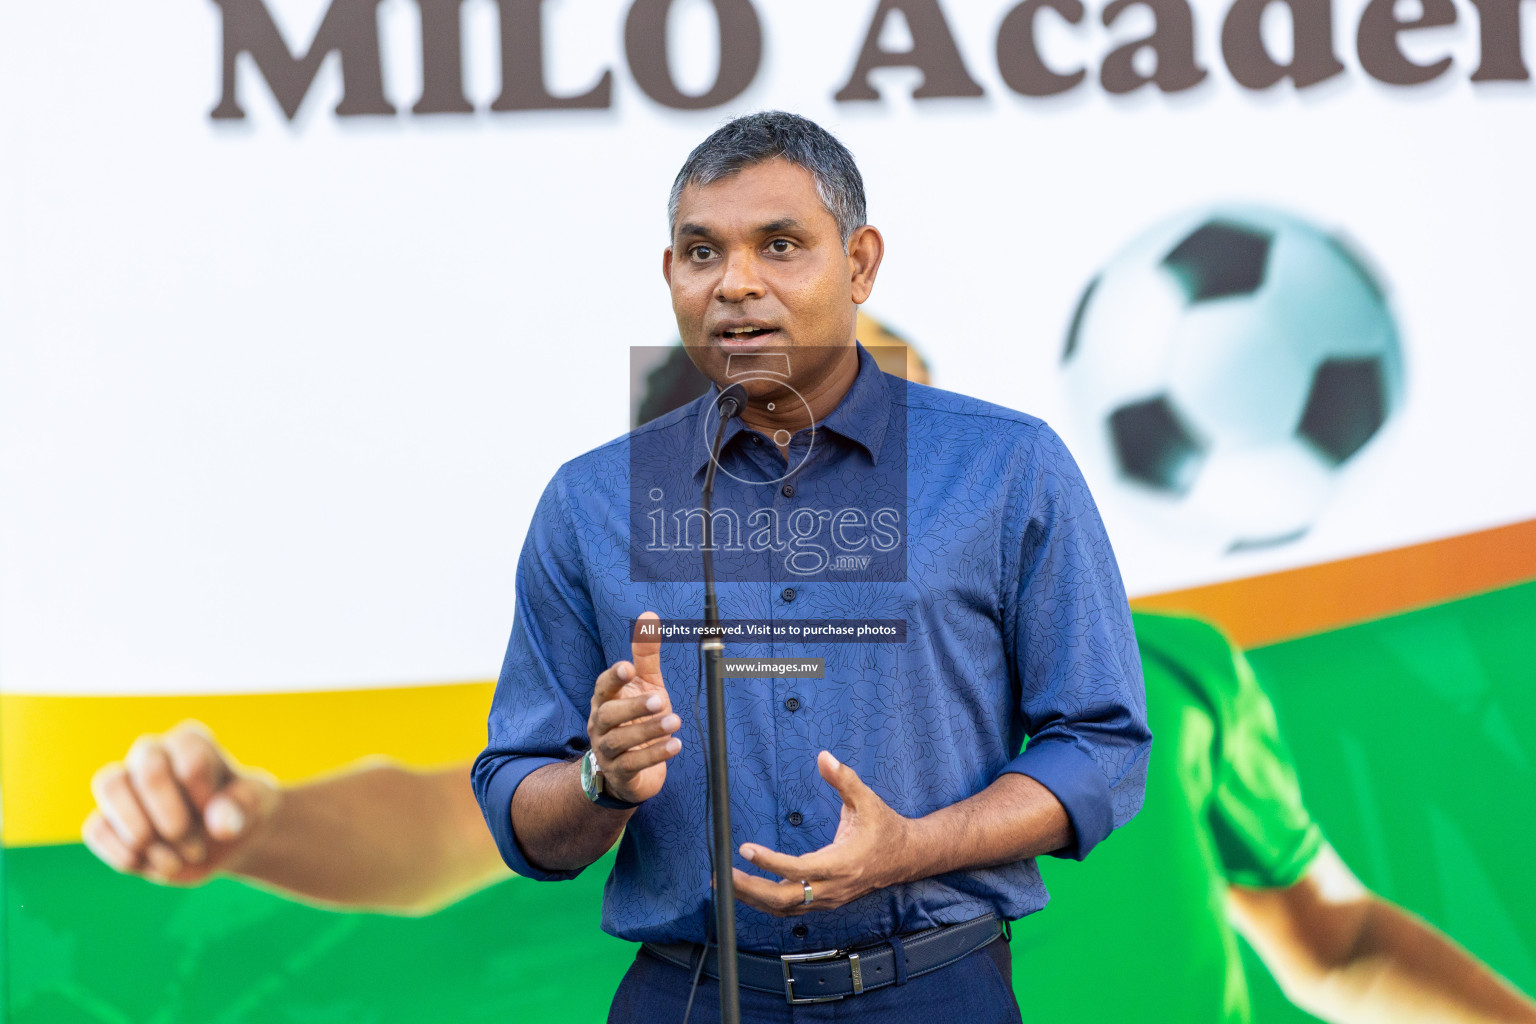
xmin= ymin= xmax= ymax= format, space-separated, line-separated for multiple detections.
xmin=642 ymin=913 xmax=1006 ymax=1005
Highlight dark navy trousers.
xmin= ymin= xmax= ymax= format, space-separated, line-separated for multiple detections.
xmin=608 ymin=937 xmax=1024 ymax=1023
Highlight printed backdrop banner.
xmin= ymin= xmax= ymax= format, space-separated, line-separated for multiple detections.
xmin=2 ymin=1 xmax=1534 ymax=1021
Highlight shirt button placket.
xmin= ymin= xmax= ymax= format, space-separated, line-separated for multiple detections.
xmin=775 ymin=456 xmax=809 ymax=951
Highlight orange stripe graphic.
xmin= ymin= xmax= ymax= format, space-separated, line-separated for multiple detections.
xmin=1131 ymin=517 xmax=1536 ymax=648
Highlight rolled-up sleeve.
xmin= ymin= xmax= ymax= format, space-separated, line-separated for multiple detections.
xmin=471 ymin=468 xmax=607 ymax=880
xmin=1000 ymin=424 xmax=1151 ymax=861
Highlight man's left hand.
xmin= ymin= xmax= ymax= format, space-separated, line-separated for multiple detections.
xmin=732 ymin=751 xmax=912 ymax=916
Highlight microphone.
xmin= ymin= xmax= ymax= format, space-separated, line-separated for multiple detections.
xmin=714 ymin=382 xmax=749 ymax=423
xmin=700 ymin=380 xmax=747 ymax=1024
xmin=700 ymin=381 xmax=747 ymax=630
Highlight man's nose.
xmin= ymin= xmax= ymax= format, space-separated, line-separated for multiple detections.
xmin=715 ymin=252 xmax=766 ymax=303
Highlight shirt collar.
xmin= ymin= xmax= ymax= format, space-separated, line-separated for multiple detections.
xmin=690 ymin=342 xmax=891 ymax=477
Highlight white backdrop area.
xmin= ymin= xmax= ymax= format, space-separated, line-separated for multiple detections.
xmin=2 ymin=0 xmax=1533 ymax=695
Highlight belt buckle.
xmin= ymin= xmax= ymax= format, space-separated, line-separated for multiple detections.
xmin=780 ymin=947 xmax=846 ymax=1004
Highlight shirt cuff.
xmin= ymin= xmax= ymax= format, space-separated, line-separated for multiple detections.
xmin=1003 ymin=740 xmax=1115 ymax=861
xmin=482 ymin=754 xmax=584 ymax=881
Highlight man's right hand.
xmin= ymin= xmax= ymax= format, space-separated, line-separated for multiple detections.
xmin=82 ymin=721 xmax=278 ymax=885
xmin=586 ymin=611 xmax=682 ymax=805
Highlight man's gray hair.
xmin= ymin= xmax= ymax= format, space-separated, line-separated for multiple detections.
xmin=667 ymin=111 xmax=867 ymax=247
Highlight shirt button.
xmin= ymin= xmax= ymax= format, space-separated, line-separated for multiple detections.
xmin=787 ymin=811 xmax=803 ymax=826
xmin=793 ymin=925 xmax=809 ymax=938
xmin=751 ymin=435 xmax=762 ymax=445
xmin=783 ymin=697 xmax=800 ymax=712
xmin=781 ymin=587 xmax=796 ymax=603
xmin=781 ymin=484 xmax=795 ymax=498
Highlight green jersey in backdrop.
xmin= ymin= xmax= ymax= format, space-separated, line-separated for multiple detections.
xmin=1018 ymin=611 xmax=1323 ymax=1024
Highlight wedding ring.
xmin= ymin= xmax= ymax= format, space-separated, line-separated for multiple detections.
xmin=801 ymin=880 xmax=814 ymax=906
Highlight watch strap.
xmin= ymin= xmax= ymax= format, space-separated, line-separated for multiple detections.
xmin=581 ymin=749 xmax=640 ymax=810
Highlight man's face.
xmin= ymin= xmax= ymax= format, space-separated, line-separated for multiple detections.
xmin=663 ymin=158 xmax=878 ymax=406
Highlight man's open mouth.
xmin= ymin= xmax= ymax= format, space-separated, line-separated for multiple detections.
xmin=718 ymin=325 xmax=781 ymax=345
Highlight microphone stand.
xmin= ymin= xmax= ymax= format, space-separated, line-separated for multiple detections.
xmin=700 ymin=387 xmax=743 ymax=1024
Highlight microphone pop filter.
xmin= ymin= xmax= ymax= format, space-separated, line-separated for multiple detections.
xmin=715 ymin=383 xmax=749 ymax=420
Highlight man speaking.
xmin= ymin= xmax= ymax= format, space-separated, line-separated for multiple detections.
xmin=472 ymin=112 xmax=1150 ymax=1022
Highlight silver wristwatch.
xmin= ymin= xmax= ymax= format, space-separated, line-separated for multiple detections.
xmin=580 ymin=749 xmax=639 ymax=809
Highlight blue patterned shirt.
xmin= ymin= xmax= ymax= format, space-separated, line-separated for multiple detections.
xmin=473 ymin=344 xmax=1150 ymax=953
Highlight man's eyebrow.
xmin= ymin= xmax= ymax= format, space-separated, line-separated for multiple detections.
xmin=674 ymin=217 xmax=807 ymax=240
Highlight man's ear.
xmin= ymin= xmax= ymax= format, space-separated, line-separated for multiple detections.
xmin=662 ymin=246 xmax=674 ymax=287
xmin=847 ymin=226 xmax=884 ymax=305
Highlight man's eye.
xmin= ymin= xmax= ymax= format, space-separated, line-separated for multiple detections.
xmin=768 ymin=239 xmax=795 ymax=254
xmin=689 ymin=245 xmax=715 ymax=261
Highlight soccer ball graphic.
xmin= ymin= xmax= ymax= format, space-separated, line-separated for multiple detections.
xmin=1062 ymin=207 xmax=1404 ymax=553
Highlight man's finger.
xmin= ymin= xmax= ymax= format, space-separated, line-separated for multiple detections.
xmin=126 ymin=738 xmax=204 ymax=863
xmin=738 ymin=842 xmax=841 ymax=882
xmin=91 ymin=762 xmax=186 ymax=874
xmin=605 ymin=736 xmax=682 ymax=776
xmin=593 ymin=662 xmax=635 ymax=706
xmin=142 ymin=841 xmax=185 ymax=877
xmin=816 ymin=750 xmax=869 ymax=808
xmin=730 ymin=868 xmax=808 ymax=917
xmin=594 ymin=694 xmax=668 ymax=731
xmin=595 ymin=715 xmax=681 ymax=763
xmin=82 ymin=810 xmax=142 ymax=873
xmin=164 ymin=721 xmax=233 ymax=810
xmin=203 ymin=776 xmax=269 ymax=843
xmin=630 ymin=612 xmax=663 ymax=683
xmin=91 ymin=763 xmax=156 ymax=852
